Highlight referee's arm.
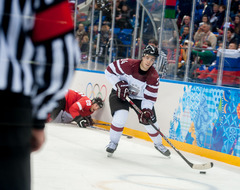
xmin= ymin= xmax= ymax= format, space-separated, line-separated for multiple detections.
xmin=31 ymin=0 xmax=80 ymax=129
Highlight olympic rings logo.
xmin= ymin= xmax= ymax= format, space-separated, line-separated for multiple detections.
xmin=85 ymin=83 xmax=108 ymax=101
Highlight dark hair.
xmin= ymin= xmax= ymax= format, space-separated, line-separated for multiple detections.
xmin=220 ymin=5 xmax=226 ymax=10
xmin=148 ymin=39 xmax=158 ymax=46
xmin=92 ymin=97 xmax=103 ymax=108
xmin=204 ymin=40 xmax=211 ymax=47
xmin=228 ymin=43 xmax=238 ymax=49
xmin=202 ymin=14 xmax=210 ymax=22
xmin=228 ymin=27 xmax=234 ymax=33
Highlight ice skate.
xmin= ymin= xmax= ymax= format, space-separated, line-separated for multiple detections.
xmin=106 ymin=141 xmax=118 ymax=157
xmin=154 ymin=144 xmax=171 ymax=157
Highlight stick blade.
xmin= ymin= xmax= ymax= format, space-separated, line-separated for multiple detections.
xmin=192 ymin=162 xmax=214 ymax=170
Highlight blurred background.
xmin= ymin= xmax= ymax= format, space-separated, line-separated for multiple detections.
xmin=70 ymin=0 xmax=240 ymax=88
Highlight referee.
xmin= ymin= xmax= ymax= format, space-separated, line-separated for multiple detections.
xmin=0 ymin=1 xmax=80 ymax=190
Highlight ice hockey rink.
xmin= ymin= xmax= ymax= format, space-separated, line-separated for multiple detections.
xmin=32 ymin=123 xmax=240 ymax=190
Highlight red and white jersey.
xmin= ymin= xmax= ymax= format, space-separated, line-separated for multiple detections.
xmin=105 ymin=58 xmax=159 ymax=109
xmin=64 ymin=90 xmax=93 ymax=118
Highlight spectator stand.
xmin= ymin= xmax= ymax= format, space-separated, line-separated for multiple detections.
xmin=196 ymin=49 xmax=240 ymax=87
xmin=114 ymin=28 xmax=133 ymax=58
xmin=75 ymin=0 xmax=240 ymax=89
xmin=102 ymin=27 xmax=134 ymax=63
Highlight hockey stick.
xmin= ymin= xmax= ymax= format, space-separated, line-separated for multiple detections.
xmin=93 ymin=122 xmax=111 ymax=127
xmin=126 ymin=96 xmax=214 ymax=170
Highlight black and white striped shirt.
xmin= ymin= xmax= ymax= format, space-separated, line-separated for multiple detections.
xmin=155 ymin=50 xmax=168 ymax=78
xmin=0 ymin=0 xmax=80 ymax=128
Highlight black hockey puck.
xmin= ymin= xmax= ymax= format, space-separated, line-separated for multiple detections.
xmin=127 ymin=136 xmax=133 ymax=139
xmin=200 ymin=171 xmax=206 ymax=174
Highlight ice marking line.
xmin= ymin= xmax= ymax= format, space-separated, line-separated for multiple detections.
xmin=95 ymin=180 xmax=127 ymax=190
xmin=119 ymin=174 xmax=217 ymax=190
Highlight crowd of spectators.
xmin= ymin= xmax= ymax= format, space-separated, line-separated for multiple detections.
xmin=74 ymin=0 xmax=240 ymax=85
xmin=166 ymin=0 xmax=240 ymax=84
xmin=74 ymin=0 xmax=136 ymax=61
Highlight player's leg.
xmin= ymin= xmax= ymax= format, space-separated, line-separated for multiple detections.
xmin=50 ymin=98 xmax=66 ymax=120
xmin=106 ymin=90 xmax=129 ymax=154
xmin=131 ymin=100 xmax=171 ymax=157
xmin=143 ymin=108 xmax=171 ymax=156
xmin=0 ymin=91 xmax=32 ymax=190
xmin=107 ymin=110 xmax=129 ymax=153
xmin=144 ymin=122 xmax=171 ymax=156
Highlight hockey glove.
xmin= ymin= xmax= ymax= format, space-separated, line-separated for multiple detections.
xmin=85 ymin=116 xmax=94 ymax=125
xmin=76 ymin=117 xmax=90 ymax=128
xmin=74 ymin=116 xmax=92 ymax=128
xmin=115 ymin=80 xmax=129 ymax=101
xmin=138 ymin=108 xmax=154 ymax=125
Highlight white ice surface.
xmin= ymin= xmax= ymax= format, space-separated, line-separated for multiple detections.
xmin=32 ymin=123 xmax=240 ymax=190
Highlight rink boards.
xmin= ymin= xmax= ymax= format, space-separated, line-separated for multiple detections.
xmin=71 ymin=68 xmax=240 ymax=167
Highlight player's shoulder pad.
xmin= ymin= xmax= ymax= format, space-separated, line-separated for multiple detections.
xmin=146 ymin=67 xmax=160 ymax=86
xmin=81 ymin=96 xmax=92 ymax=108
xmin=119 ymin=58 xmax=140 ymax=66
xmin=80 ymin=95 xmax=91 ymax=102
xmin=119 ymin=59 xmax=141 ymax=74
xmin=119 ymin=58 xmax=129 ymax=64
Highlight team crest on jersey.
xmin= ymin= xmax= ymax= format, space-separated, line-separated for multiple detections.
xmin=120 ymin=58 xmax=128 ymax=64
xmin=129 ymin=84 xmax=139 ymax=96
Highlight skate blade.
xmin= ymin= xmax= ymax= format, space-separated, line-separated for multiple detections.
xmin=107 ymin=152 xmax=113 ymax=157
xmin=162 ymin=153 xmax=171 ymax=158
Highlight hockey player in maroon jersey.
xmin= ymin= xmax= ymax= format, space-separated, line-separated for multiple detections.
xmin=105 ymin=45 xmax=171 ymax=157
xmin=50 ymin=89 xmax=103 ymax=127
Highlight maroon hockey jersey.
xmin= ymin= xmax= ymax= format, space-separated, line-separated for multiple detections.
xmin=105 ymin=58 xmax=159 ymax=109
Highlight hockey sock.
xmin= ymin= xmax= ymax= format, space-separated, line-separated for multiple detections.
xmin=144 ymin=122 xmax=162 ymax=145
xmin=109 ymin=110 xmax=129 ymax=143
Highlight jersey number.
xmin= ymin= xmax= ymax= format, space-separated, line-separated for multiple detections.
xmin=86 ymin=100 xmax=91 ymax=106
